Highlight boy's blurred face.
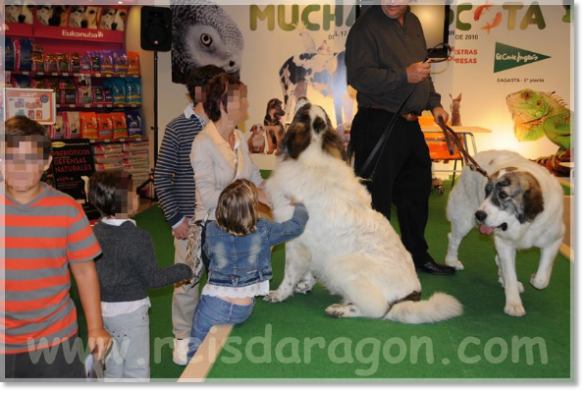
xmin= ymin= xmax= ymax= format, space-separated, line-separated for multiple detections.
xmin=113 ymin=175 xmax=138 ymax=219
xmin=1 ymin=136 xmax=52 ymax=194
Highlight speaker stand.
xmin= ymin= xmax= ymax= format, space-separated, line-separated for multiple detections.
xmin=137 ymin=50 xmax=159 ymax=202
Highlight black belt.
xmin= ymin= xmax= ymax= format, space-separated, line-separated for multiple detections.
xmin=361 ymin=106 xmax=420 ymax=121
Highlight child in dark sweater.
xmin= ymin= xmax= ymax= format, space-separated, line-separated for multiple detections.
xmin=89 ymin=171 xmax=192 ymax=381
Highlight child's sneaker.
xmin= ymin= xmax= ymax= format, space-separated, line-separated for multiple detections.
xmin=173 ymin=338 xmax=189 ymax=366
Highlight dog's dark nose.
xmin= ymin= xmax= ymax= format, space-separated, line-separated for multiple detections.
xmin=475 ymin=210 xmax=487 ymax=222
xmin=229 ymin=61 xmax=236 ymax=67
xmin=81 ymin=20 xmax=88 ymax=28
xmin=111 ymin=23 xmax=117 ymax=30
xmin=18 ymin=15 xmax=26 ymax=23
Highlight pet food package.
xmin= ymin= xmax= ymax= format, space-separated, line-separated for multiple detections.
xmin=125 ymin=78 xmax=141 ymax=105
xmin=99 ymin=51 xmax=114 ymax=74
xmin=94 ymin=153 xmax=124 ymax=164
xmin=112 ymin=78 xmax=127 ymax=105
xmin=95 ymin=162 xmax=124 ymax=171
xmin=17 ymin=39 xmax=33 ymax=72
xmin=123 ymin=164 xmax=150 ymax=174
xmin=5 ymin=39 xmax=15 ymax=71
xmin=79 ymin=112 xmax=99 ymax=139
xmin=57 ymin=53 xmax=69 ymax=73
xmin=113 ymin=50 xmax=128 ymax=74
xmin=96 ymin=113 xmax=113 ymax=140
xmin=80 ymin=54 xmax=92 ymax=72
xmin=127 ymin=52 xmax=140 ymax=75
xmin=125 ymin=111 xmax=142 ymax=137
xmin=10 ymin=75 xmax=31 ymax=88
xmin=93 ymin=143 xmax=123 ymax=154
xmin=122 ymin=141 xmax=149 ymax=152
xmin=62 ymin=112 xmax=81 ymax=139
xmin=32 ymin=44 xmax=45 ymax=73
xmin=91 ymin=55 xmax=101 ymax=73
xmin=77 ymin=86 xmax=94 ymax=105
xmin=70 ymin=52 xmax=81 ymax=73
xmin=92 ymin=86 xmax=105 ymax=104
xmin=53 ymin=114 xmax=65 ymax=140
xmin=110 ymin=112 xmax=128 ymax=139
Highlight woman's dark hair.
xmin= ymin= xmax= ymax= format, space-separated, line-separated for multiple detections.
xmin=4 ymin=116 xmax=52 ymax=159
xmin=89 ymin=170 xmax=133 ymax=218
xmin=203 ymin=73 xmax=245 ymax=122
xmin=215 ymin=179 xmax=258 ymax=236
xmin=185 ymin=65 xmax=225 ymax=104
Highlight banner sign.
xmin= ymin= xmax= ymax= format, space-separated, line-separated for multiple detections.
xmin=50 ymin=139 xmax=95 ymax=201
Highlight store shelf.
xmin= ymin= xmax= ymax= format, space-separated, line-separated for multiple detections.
xmin=89 ymin=137 xmax=149 ymax=144
xmin=6 ymin=71 xmax=140 ymax=78
xmin=57 ymin=104 xmax=142 ymax=109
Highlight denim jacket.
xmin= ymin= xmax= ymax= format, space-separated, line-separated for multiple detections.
xmin=204 ymin=204 xmax=309 ymax=287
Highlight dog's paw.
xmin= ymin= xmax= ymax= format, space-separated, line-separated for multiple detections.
xmin=445 ymin=258 xmax=465 ymax=270
xmin=325 ymin=304 xmax=346 ymax=318
xmin=504 ymin=302 xmax=526 ymax=317
xmin=263 ymin=291 xmax=286 ymax=303
xmin=530 ymin=273 xmax=549 ymax=290
xmin=294 ymin=280 xmax=313 ymax=294
xmin=499 ymin=277 xmax=524 ymax=293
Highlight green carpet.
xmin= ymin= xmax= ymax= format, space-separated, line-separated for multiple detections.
xmin=72 ymin=184 xmax=573 ymax=381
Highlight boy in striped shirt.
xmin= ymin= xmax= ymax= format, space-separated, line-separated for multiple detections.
xmin=1 ymin=116 xmax=110 ymax=379
xmin=154 ymin=65 xmax=223 ymax=365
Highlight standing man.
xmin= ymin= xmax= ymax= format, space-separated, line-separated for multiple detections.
xmin=154 ymin=65 xmax=224 ymax=365
xmin=345 ymin=1 xmax=455 ymax=275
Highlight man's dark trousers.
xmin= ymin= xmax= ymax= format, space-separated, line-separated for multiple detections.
xmin=350 ymin=107 xmax=432 ymax=264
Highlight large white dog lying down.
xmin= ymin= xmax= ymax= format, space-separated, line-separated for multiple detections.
xmin=263 ymin=103 xmax=462 ymax=324
xmin=445 ymin=150 xmax=565 ymax=317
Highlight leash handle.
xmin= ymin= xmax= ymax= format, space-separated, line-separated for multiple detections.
xmin=437 ymin=118 xmax=488 ymax=178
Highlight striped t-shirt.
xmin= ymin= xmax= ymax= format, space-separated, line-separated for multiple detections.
xmin=1 ymin=183 xmax=102 ymax=354
xmin=154 ymin=105 xmax=206 ymax=228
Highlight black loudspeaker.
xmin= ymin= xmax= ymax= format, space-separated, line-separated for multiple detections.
xmin=140 ymin=6 xmax=172 ymax=52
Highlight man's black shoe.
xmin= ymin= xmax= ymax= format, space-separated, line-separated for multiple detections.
xmin=416 ymin=260 xmax=456 ymax=275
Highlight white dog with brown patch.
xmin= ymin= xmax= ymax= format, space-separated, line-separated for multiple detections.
xmin=445 ymin=150 xmax=565 ymax=317
xmin=263 ymin=103 xmax=462 ymax=324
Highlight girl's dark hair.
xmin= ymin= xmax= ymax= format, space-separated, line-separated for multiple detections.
xmin=215 ymin=179 xmax=258 ymax=236
xmin=203 ymin=73 xmax=245 ymax=122
xmin=4 ymin=116 xmax=52 ymax=159
xmin=89 ymin=170 xmax=133 ymax=217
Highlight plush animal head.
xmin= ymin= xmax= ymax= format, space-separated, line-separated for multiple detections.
xmin=266 ymin=98 xmax=285 ymax=121
xmin=475 ymin=167 xmax=544 ymax=234
xmin=69 ymin=5 xmax=98 ymax=29
xmin=6 ymin=2 xmax=34 ymax=24
xmin=100 ymin=7 xmax=127 ymax=31
xmin=449 ymin=93 xmax=462 ymax=111
xmin=280 ymin=102 xmax=344 ymax=161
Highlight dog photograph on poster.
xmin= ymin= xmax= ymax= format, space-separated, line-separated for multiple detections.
xmin=170 ymin=0 xmax=244 ymax=84
xmin=5 ymin=2 xmax=35 ymax=24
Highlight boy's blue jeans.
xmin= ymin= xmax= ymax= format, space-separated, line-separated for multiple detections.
xmin=187 ymin=295 xmax=254 ymax=362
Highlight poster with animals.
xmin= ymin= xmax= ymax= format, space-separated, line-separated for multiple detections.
xmin=163 ymin=2 xmax=572 ymax=174
xmin=5 ymin=4 xmax=128 ymax=33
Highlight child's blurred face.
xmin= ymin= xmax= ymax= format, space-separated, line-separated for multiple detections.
xmin=113 ymin=176 xmax=138 ymax=219
xmin=1 ymin=137 xmax=51 ymax=193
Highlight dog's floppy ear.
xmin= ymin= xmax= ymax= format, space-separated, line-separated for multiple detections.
xmin=281 ymin=122 xmax=310 ymax=160
xmin=520 ymin=173 xmax=544 ymax=223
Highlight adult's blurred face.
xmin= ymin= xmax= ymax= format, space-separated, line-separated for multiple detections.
xmin=381 ymin=0 xmax=409 ymax=21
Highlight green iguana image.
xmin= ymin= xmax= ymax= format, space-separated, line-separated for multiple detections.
xmin=506 ymin=89 xmax=573 ymax=176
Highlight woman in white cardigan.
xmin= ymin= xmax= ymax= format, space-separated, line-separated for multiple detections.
xmin=190 ymin=72 xmax=270 ymax=222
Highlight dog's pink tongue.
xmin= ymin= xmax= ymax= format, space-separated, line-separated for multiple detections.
xmin=479 ymin=224 xmax=495 ymax=235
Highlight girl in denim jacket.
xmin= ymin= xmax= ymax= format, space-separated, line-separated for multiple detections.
xmin=187 ymin=179 xmax=309 ymax=361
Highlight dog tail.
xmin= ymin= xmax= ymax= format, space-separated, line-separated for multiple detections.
xmin=385 ymin=292 xmax=463 ymax=324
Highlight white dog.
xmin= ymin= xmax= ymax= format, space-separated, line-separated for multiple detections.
xmin=69 ymin=6 xmax=98 ymax=29
xmin=445 ymin=150 xmax=565 ymax=317
xmin=263 ymin=103 xmax=462 ymax=324
xmin=100 ymin=7 xmax=127 ymax=31
xmin=6 ymin=2 xmax=34 ymax=24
